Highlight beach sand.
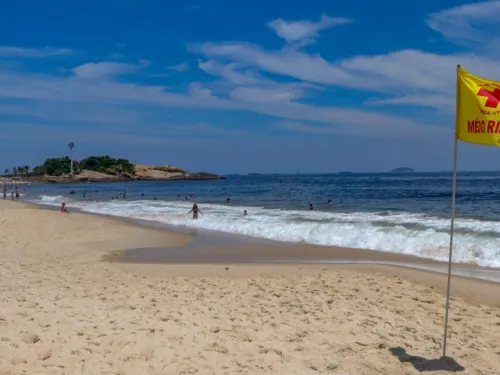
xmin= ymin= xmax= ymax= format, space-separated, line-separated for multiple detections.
xmin=1 ymin=200 xmax=499 ymax=374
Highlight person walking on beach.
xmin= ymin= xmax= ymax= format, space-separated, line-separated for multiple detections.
xmin=15 ymin=186 xmax=19 ymax=201
xmin=188 ymin=204 xmax=202 ymax=219
xmin=3 ymin=186 xmax=6 ymax=200
xmin=11 ymin=192 xmax=14 ymax=201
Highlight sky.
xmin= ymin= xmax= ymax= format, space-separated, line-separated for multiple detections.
xmin=1 ymin=0 xmax=500 ymax=174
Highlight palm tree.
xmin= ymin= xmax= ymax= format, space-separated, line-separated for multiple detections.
xmin=68 ymin=142 xmax=75 ymax=175
xmin=4 ymin=168 xmax=9 ymax=176
xmin=24 ymin=165 xmax=29 ymax=175
xmin=17 ymin=166 xmax=24 ymax=175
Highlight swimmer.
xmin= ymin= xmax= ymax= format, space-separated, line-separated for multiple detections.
xmin=328 ymin=199 xmax=332 ymax=205
xmin=308 ymin=203 xmax=314 ymax=211
xmin=226 ymin=198 xmax=231 ymax=203
xmin=187 ymin=204 xmax=202 ymax=219
xmin=176 ymin=194 xmax=181 ymax=200
xmin=243 ymin=209 xmax=248 ymax=216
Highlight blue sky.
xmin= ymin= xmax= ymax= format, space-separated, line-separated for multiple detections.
xmin=1 ymin=0 xmax=500 ymax=174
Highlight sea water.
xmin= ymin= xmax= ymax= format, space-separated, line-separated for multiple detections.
xmin=21 ymin=172 xmax=500 ymax=268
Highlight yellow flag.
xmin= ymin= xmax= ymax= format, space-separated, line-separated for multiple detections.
xmin=457 ymin=67 xmax=500 ymax=146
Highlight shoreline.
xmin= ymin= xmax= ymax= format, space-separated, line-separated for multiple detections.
xmin=28 ymin=198 xmax=500 ymax=280
xmin=1 ymin=199 xmax=500 ymax=374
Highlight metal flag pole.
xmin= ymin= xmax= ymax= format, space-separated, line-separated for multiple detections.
xmin=442 ymin=64 xmax=461 ymax=359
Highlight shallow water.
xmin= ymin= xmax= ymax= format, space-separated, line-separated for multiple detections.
xmin=20 ymin=171 xmax=500 ymax=268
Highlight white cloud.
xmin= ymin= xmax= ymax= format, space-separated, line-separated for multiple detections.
xmin=199 ymin=41 xmax=500 ymax=97
xmin=72 ymin=62 xmax=140 ymax=79
xmin=0 ymin=46 xmax=73 ymax=58
xmin=230 ymin=86 xmax=304 ymax=103
xmin=0 ymin=64 xmax=444 ymax=139
xmin=165 ymin=123 xmax=249 ymax=137
xmin=199 ymin=60 xmax=261 ymax=85
xmin=199 ymin=42 xmax=357 ymax=87
xmin=426 ymin=1 xmax=500 ymax=45
xmin=169 ymin=62 xmax=189 ymax=72
xmin=367 ymin=94 xmax=454 ymax=109
xmin=8 ymin=7 xmax=485 ymax=140
xmin=268 ymin=14 xmax=351 ymax=45
xmin=188 ymin=82 xmax=215 ymax=98
xmin=272 ymin=119 xmax=448 ymax=138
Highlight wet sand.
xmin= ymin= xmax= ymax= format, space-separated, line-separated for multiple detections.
xmin=1 ymin=200 xmax=500 ymax=374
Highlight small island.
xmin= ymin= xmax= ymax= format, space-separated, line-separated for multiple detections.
xmin=391 ymin=167 xmax=415 ymax=173
xmin=2 ymin=156 xmax=222 ymax=183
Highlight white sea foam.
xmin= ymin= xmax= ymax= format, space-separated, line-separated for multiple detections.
xmin=39 ymin=195 xmax=66 ymax=202
xmin=33 ymin=195 xmax=500 ymax=268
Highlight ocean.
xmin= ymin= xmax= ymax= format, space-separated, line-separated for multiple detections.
xmin=18 ymin=171 xmax=500 ymax=268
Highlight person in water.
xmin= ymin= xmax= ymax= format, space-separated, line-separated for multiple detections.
xmin=308 ymin=203 xmax=314 ymax=210
xmin=328 ymin=199 xmax=332 ymax=205
xmin=188 ymin=204 xmax=202 ymax=219
xmin=243 ymin=209 xmax=248 ymax=216
xmin=60 ymin=202 xmax=69 ymax=213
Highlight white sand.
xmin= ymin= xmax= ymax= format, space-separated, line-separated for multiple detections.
xmin=1 ymin=200 xmax=499 ymax=375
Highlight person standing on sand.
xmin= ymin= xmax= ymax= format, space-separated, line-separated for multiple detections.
xmin=187 ymin=204 xmax=202 ymax=219
xmin=60 ymin=202 xmax=69 ymax=213
xmin=11 ymin=192 xmax=14 ymax=201
xmin=3 ymin=185 xmax=6 ymax=200
xmin=15 ymin=186 xmax=19 ymax=201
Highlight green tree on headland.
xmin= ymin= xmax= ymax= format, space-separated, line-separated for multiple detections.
xmin=32 ymin=157 xmax=72 ymax=176
xmin=12 ymin=167 xmax=17 ymax=176
xmin=79 ymin=156 xmax=134 ymax=174
xmin=24 ymin=165 xmax=29 ymax=174
xmin=32 ymin=156 xmax=135 ymax=176
xmin=4 ymin=168 xmax=9 ymax=175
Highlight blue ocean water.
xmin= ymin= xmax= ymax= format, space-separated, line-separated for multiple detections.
xmin=19 ymin=171 xmax=500 ymax=267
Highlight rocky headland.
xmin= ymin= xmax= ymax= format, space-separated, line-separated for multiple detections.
xmin=2 ymin=156 xmax=222 ymax=184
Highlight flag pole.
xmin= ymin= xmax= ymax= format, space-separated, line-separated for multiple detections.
xmin=442 ymin=64 xmax=460 ymax=359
